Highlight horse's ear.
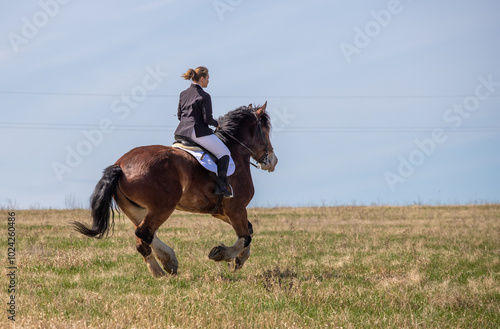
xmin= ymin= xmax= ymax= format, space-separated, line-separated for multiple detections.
xmin=248 ymin=104 xmax=253 ymax=110
xmin=255 ymin=101 xmax=267 ymax=118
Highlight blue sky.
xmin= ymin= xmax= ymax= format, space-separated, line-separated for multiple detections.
xmin=1 ymin=0 xmax=499 ymax=209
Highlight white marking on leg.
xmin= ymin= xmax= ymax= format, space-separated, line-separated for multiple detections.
xmin=144 ymin=254 xmax=166 ymax=277
xmin=151 ymin=235 xmax=178 ymax=274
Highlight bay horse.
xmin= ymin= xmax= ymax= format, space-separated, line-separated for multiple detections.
xmin=73 ymin=103 xmax=278 ymax=277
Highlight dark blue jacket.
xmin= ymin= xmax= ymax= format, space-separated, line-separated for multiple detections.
xmin=174 ymin=84 xmax=218 ymax=138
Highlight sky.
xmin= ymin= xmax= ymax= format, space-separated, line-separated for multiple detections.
xmin=1 ymin=0 xmax=499 ymax=209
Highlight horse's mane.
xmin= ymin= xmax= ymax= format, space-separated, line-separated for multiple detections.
xmin=216 ymin=105 xmax=271 ymax=142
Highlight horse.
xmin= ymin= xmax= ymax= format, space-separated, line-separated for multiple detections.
xmin=73 ymin=102 xmax=278 ymax=277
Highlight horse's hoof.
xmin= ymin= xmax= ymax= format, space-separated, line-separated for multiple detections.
xmin=160 ymin=259 xmax=178 ymax=276
xmin=165 ymin=266 xmax=178 ymax=275
xmin=208 ymin=245 xmax=225 ymax=261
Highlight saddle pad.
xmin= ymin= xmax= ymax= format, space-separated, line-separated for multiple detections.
xmin=172 ymin=145 xmax=235 ymax=176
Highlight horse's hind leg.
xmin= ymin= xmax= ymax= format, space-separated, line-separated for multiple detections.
xmin=115 ymin=188 xmax=177 ymax=276
xmin=124 ymin=211 xmax=169 ymax=277
xmin=136 ymin=237 xmax=166 ymax=277
xmin=135 ymin=230 xmax=178 ymax=276
xmin=135 ymin=208 xmax=179 ymax=275
xmin=151 ymin=234 xmax=178 ymax=275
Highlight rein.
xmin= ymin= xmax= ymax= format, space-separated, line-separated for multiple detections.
xmin=222 ymin=132 xmax=260 ymax=168
xmin=217 ymin=115 xmax=271 ymax=169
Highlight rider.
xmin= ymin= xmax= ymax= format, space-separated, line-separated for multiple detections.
xmin=174 ymin=66 xmax=233 ymax=198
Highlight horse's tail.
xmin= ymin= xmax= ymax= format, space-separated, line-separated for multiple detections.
xmin=73 ymin=165 xmax=122 ymax=238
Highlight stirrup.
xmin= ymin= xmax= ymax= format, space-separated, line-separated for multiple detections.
xmin=216 ymin=184 xmax=233 ymax=198
xmin=226 ymin=184 xmax=234 ymax=198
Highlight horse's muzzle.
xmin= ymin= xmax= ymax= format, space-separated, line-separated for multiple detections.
xmin=259 ymin=151 xmax=278 ymax=172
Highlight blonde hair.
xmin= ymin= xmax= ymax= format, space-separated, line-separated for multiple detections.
xmin=181 ymin=66 xmax=208 ymax=82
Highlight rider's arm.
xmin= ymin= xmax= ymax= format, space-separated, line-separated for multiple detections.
xmin=201 ymin=94 xmax=219 ymax=128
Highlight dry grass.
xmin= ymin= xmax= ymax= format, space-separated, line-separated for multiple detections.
xmin=2 ymin=205 xmax=500 ymax=328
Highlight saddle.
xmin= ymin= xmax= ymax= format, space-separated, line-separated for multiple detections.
xmin=172 ymin=135 xmax=218 ymax=163
xmin=172 ymin=135 xmax=235 ymax=176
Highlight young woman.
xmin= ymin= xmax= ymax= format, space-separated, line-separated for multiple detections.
xmin=174 ymin=66 xmax=232 ymax=198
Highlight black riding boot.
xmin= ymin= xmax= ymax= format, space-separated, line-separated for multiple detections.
xmin=215 ymin=155 xmax=233 ymax=198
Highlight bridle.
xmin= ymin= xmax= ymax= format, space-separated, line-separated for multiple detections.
xmin=219 ymin=114 xmax=273 ymax=169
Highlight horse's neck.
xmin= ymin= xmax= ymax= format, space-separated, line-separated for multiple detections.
xmin=227 ymin=142 xmax=252 ymax=173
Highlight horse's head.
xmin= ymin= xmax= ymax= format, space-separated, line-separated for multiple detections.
xmin=217 ymin=102 xmax=278 ymax=173
xmin=250 ymin=102 xmax=278 ymax=172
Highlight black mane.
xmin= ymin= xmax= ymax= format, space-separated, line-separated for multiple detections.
xmin=215 ymin=105 xmax=270 ymax=142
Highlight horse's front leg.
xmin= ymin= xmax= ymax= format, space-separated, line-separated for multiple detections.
xmin=208 ymin=236 xmax=248 ymax=262
xmin=232 ymin=220 xmax=252 ymax=270
xmin=208 ymin=209 xmax=251 ymax=267
xmin=231 ymin=245 xmax=250 ymax=271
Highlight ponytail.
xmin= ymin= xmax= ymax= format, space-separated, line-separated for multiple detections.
xmin=181 ymin=68 xmax=197 ymax=81
xmin=181 ymin=66 xmax=208 ymax=82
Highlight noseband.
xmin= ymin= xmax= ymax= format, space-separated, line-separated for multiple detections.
xmin=219 ymin=114 xmax=272 ymax=168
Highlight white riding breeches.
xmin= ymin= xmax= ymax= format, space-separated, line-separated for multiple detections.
xmin=190 ymin=130 xmax=230 ymax=160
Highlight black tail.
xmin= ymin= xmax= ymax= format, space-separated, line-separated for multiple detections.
xmin=73 ymin=165 xmax=122 ymax=238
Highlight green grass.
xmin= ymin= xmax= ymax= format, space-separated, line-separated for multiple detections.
xmin=2 ymin=206 xmax=500 ymax=328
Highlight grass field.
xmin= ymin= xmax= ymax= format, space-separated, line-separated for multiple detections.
xmin=2 ymin=205 xmax=500 ymax=328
